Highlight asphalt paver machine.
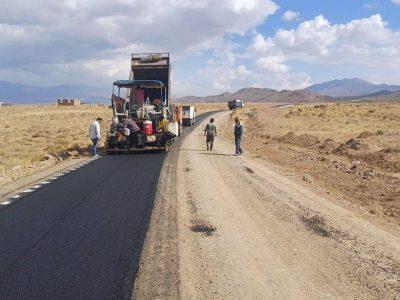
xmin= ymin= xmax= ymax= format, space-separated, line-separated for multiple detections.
xmin=106 ymin=53 xmax=181 ymax=154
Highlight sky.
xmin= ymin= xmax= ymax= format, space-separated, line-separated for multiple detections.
xmin=0 ymin=0 xmax=399 ymax=96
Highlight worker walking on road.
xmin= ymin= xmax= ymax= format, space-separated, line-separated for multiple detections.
xmin=89 ymin=118 xmax=103 ymax=157
xmin=204 ymin=118 xmax=217 ymax=151
xmin=234 ymin=116 xmax=244 ymax=155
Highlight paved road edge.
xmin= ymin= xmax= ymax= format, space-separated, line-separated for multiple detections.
xmin=132 ymin=112 xmax=219 ymax=299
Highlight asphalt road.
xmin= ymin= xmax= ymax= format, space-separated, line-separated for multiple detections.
xmin=0 ymin=112 xmax=216 ymax=299
xmin=0 ymin=154 xmax=165 ymax=299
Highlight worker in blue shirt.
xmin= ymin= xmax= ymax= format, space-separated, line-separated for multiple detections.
xmin=234 ymin=116 xmax=244 ymax=155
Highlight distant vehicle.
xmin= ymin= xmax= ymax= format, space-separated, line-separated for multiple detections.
xmin=228 ymin=99 xmax=244 ymax=110
xmin=182 ymin=105 xmax=196 ymax=126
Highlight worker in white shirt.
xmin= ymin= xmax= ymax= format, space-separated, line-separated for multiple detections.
xmin=88 ymin=118 xmax=103 ymax=157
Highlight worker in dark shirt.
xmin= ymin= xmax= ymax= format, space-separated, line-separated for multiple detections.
xmin=121 ymin=116 xmax=140 ymax=147
xmin=234 ymin=116 xmax=244 ymax=155
xmin=123 ymin=117 xmax=140 ymax=133
xmin=204 ymin=118 xmax=217 ymax=151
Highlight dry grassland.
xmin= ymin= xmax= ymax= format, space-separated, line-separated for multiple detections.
xmin=0 ymin=102 xmax=224 ymax=187
xmin=0 ymin=104 xmax=111 ymax=186
xmin=192 ymin=103 xmax=227 ymax=114
xmin=226 ymin=102 xmax=400 ymax=225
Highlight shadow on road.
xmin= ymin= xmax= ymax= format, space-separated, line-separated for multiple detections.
xmin=0 ymin=154 xmax=164 ymax=299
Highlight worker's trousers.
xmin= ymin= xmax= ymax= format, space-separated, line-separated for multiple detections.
xmin=91 ymin=138 xmax=99 ymax=156
xmin=235 ymin=136 xmax=243 ymax=155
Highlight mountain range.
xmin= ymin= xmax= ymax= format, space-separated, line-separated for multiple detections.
xmin=0 ymin=81 xmax=109 ymax=104
xmin=176 ymin=78 xmax=400 ymax=103
xmin=175 ymin=88 xmax=332 ymax=103
xmin=1 ymin=78 xmax=400 ymax=104
xmin=306 ymin=78 xmax=400 ymax=97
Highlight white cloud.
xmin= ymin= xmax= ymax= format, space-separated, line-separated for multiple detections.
xmin=2 ymin=1 xmax=400 ymax=95
xmin=256 ymin=54 xmax=289 ymax=73
xmin=195 ymin=32 xmax=310 ymax=94
xmin=282 ymin=10 xmax=300 ymax=22
xmin=247 ymin=14 xmax=400 ymax=86
xmin=272 ymin=14 xmax=400 ymax=66
xmin=197 ymin=44 xmax=250 ymax=91
xmin=0 ymin=0 xmax=279 ymax=87
xmin=274 ymin=15 xmax=338 ymax=57
xmin=363 ymin=2 xmax=379 ymax=9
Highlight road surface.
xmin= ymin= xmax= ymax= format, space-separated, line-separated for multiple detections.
xmin=0 ymin=113 xmax=213 ymax=299
xmin=134 ymin=111 xmax=400 ymax=299
xmin=0 ymin=153 xmax=164 ymax=299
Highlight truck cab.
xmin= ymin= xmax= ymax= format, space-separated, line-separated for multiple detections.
xmin=228 ymin=99 xmax=245 ymax=110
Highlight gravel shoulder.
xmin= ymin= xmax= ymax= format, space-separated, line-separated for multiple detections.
xmin=135 ymin=111 xmax=400 ymax=299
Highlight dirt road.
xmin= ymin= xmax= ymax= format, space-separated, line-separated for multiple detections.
xmin=135 ymin=111 xmax=400 ymax=299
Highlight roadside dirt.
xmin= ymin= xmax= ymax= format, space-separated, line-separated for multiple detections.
xmin=179 ymin=112 xmax=400 ymax=298
xmin=135 ymin=111 xmax=400 ymax=299
xmin=226 ymin=103 xmax=400 ymax=225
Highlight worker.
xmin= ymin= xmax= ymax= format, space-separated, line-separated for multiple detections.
xmin=134 ymin=84 xmax=145 ymax=106
xmin=112 ymin=94 xmax=125 ymax=114
xmin=88 ymin=117 xmax=103 ymax=157
xmin=204 ymin=118 xmax=217 ymax=151
xmin=122 ymin=116 xmax=140 ymax=133
xmin=122 ymin=116 xmax=140 ymax=146
xmin=234 ymin=116 xmax=244 ymax=155
xmin=110 ymin=117 xmax=119 ymax=132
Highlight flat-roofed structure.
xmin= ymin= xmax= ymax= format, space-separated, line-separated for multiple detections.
xmin=57 ymin=98 xmax=81 ymax=106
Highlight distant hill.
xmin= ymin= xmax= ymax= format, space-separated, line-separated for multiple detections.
xmin=361 ymin=90 xmax=398 ymax=98
xmin=363 ymin=90 xmax=400 ymax=101
xmin=0 ymin=81 xmax=109 ymax=104
xmin=176 ymin=87 xmax=332 ymax=104
xmin=176 ymin=87 xmax=278 ymax=103
xmin=273 ymin=89 xmax=333 ymax=103
xmin=306 ymin=78 xmax=400 ymax=97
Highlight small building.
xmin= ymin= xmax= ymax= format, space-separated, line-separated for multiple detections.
xmin=57 ymin=98 xmax=81 ymax=106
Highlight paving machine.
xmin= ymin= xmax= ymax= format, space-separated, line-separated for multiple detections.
xmin=106 ymin=53 xmax=181 ymax=154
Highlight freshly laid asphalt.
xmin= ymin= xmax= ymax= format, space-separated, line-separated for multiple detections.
xmin=0 ymin=112 xmax=217 ymax=300
xmin=0 ymin=112 xmax=216 ymax=299
xmin=0 ymin=154 xmax=164 ymax=299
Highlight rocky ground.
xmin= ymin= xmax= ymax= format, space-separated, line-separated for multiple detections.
xmin=134 ymin=111 xmax=400 ymax=299
xmin=227 ymin=103 xmax=400 ymax=226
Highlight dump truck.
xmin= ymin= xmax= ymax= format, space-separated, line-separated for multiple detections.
xmin=182 ymin=105 xmax=196 ymax=127
xmin=228 ymin=99 xmax=244 ymax=110
xmin=106 ymin=53 xmax=180 ymax=154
